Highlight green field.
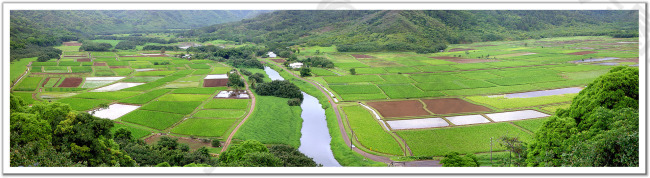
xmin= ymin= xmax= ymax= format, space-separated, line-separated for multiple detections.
xmin=119 ymin=110 xmax=185 ymax=130
xmin=397 ymin=122 xmax=533 ymax=156
xmin=11 ymin=92 xmax=37 ymax=105
xmin=139 ymin=101 xmax=202 ymax=115
xmin=14 ymin=77 xmax=43 ymax=91
xmin=157 ymin=94 xmax=211 ymax=102
xmin=203 ymin=99 xmax=250 ymax=109
xmin=192 ymin=109 xmax=246 ymax=118
xmin=72 ymin=91 xmax=140 ymax=100
xmin=379 ymin=84 xmax=444 ymax=99
xmin=342 ymin=106 xmax=403 ymax=155
xmin=170 ymin=118 xmax=238 ymax=137
xmin=10 ymin=57 xmax=37 ymax=83
xmin=56 ymin=98 xmax=111 ymax=111
xmin=512 ymin=118 xmax=550 ymax=133
xmin=119 ymin=89 xmax=171 ymax=104
xmin=234 ymin=95 xmax=303 ymax=147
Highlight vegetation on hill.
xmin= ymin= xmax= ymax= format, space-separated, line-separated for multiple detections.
xmin=526 ymin=66 xmax=638 ymax=167
xmin=183 ymin=10 xmax=638 ymax=53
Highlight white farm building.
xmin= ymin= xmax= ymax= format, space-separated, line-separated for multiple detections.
xmin=268 ymin=52 xmax=277 ymax=58
xmin=289 ymin=62 xmax=304 ymax=69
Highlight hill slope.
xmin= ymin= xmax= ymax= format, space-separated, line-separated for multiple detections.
xmin=185 ymin=10 xmax=638 ymax=52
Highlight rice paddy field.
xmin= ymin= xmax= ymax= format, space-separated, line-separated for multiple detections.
xmin=9 ymin=35 xmax=639 ymax=159
xmin=293 ymin=36 xmax=639 ymax=157
xmin=10 ymin=52 xmax=252 ymax=147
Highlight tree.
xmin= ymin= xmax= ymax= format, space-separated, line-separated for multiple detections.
xmin=160 ymin=47 xmax=166 ymax=54
xmin=349 ymin=68 xmax=356 ymax=75
xmin=527 ymin=66 xmax=639 ymax=167
xmin=440 ymin=152 xmax=479 ymax=167
xmin=219 ymin=140 xmax=269 ymax=164
xmin=255 ymin=80 xmax=303 ymax=102
xmin=269 ymin=145 xmax=319 ymax=167
xmin=227 ymin=73 xmax=245 ymax=88
xmin=300 ymin=67 xmax=311 ymax=77
xmin=499 ymin=135 xmax=527 ymax=166
xmin=211 ymin=139 xmax=221 ymax=147
xmin=37 ymin=55 xmax=50 ymax=62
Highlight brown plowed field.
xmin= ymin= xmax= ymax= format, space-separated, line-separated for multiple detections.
xmin=41 ymin=78 xmax=51 ymax=87
xmin=567 ymin=51 xmax=597 ymax=55
xmin=58 ymin=77 xmax=83 ymax=87
xmin=351 ymin=54 xmax=374 ymax=58
xmin=76 ymin=58 xmax=91 ymax=62
xmin=421 ymin=98 xmax=490 ymax=115
xmin=63 ymin=42 xmax=82 ymax=46
xmin=271 ymin=58 xmax=287 ymax=63
xmin=203 ymin=79 xmax=229 ymax=87
xmin=366 ymin=100 xmax=430 ymax=118
xmin=93 ymin=62 xmax=107 ymax=66
xmin=448 ymin=48 xmax=475 ymax=52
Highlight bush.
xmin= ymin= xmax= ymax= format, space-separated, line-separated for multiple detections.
xmin=300 ymin=67 xmax=311 ymax=77
xmin=349 ymin=68 xmax=356 ymax=75
xmin=240 ymin=69 xmax=252 ymax=76
xmin=440 ymin=152 xmax=480 ymax=167
xmin=287 ymin=98 xmax=301 ymax=106
xmin=255 ymin=80 xmax=303 ymax=102
xmin=37 ymin=55 xmax=50 ymax=62
xmin=211 ymin=139 xmax=221 ymax=147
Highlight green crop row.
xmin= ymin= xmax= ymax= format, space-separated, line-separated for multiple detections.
xmin=342 ymin=106 xmax=403 ymax=155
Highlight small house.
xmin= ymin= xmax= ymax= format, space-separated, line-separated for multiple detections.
xmin=268 ymin=52 xmax=277 ymax=58
xmin=289 ymin=62 xmax=303 ymax=69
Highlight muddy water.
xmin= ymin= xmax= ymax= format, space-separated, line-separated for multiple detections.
xmin=263 ymin=66 xmax=340 ymax=167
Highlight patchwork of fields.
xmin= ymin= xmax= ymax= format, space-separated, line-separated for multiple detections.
xmin=10 ymin=51 xmax=251 ymax=153
xmin=11 ymin=36 xmax=639 ymax=159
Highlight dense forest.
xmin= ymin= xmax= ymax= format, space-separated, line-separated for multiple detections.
xmin=183 ymin=10 xmax=638 ymax=53
xmin=9 ymin=10 xmax=270 ymax=61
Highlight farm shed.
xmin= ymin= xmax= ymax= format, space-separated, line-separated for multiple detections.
xmin=203 ymin=74 xmax=229 ymax=87
xmin=289 ymin=62 xmax=303 ymax=69
xmin=268 ymin=51 xmax=277 ymax=58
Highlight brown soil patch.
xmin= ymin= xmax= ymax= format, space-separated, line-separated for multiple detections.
xmin=58 ymin=77 xmax=83 ymax=87
xmin=62 ymin=42 xmax=82 ymax=46
xmin=567 ymin=51 xmax=597 ymax=55
xmin=366 ymin=100 xmax=431 ymax=118
xmin=109 ymin=66 xmax=129 ymax=68
xmin=351 ymin=54 xmax=374 ymax=58
xmin=203 ymin=79 xmax=229 ymax=87
xmin=144 ymin=133 xmax=217 ymax=151
xmin=421 ymin=98 xmax=490 ymax=115
xmin=93 ymin=62 xmax=107 ymax=66
xmin=76 ymin=58 xmax=91 ymax=62
xmin=271 ymin=58 xmax=287 ymax=63
xmin=41 ymin=78 xmax=51 ymax=87
xmin=64 ymin=55 xmax=87 ymax=57
xmin=448 ymin=48 xmax=475 ymax=52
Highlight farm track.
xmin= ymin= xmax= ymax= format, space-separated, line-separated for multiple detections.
xmin=266 ymin=59 xmax=441 ymax=166
xmin=220 ymin=69 xmax=256 ymax=153
xmin=11 ymin=62 xmax=33 ymax=89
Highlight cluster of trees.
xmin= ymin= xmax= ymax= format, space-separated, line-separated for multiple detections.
xmin=218 ymin=140 xmax=318 ymax=167
xmin=526 ymin=66 xmax=638 ymax=167
xmin=142 ymin=45 xmax=180 ymax=51
xmin=115 ymin=135 xmax=217 ymax=167
xmin=301 ymin=56 xmax=334 ymax=68
xmin=183 ymin=10 xmax=637 ymax=54
xmin=11 ymin=46 xmax=62 ymax=62
xmin=440 ymin=152 xmax=480 ymax=167
xmin=255 ymin=80 xmax=304 ymax=106
xmin=79 ymin=42 xmax=113 ymax=51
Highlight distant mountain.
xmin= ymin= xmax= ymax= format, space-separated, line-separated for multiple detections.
xmin=184 ymin=10 xmax=638 ymax=52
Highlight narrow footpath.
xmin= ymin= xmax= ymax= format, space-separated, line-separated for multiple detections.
xmin=220 ymin=70 xmax=256 ymax=153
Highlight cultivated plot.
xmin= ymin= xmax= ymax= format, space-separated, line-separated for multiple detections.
xmin=91 ymin=82 xmax=145 ymax=92
xmin=446 ymin=115 xmax=491 ymax=126
xmin=386 ymin=118 xmax=449 ymax=130
xmin=486 ymin=110 xmax=550 ymax=122
xmin=90 ymin=104 xmax=140 ymax=120
xmin=421 ymin=98 xmax=491 ymax=115
xmin=366 ymin=100 xmax=430 ymax=118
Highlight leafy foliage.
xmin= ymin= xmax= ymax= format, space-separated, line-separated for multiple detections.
xmin=527 ymin=66 xmax=639 ymax=167
xmin=255 ymin=80 xmax=304 ymax=102
xmin=440 ymin=152 xmax=480 ymax=167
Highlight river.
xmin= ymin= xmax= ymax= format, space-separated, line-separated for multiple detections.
xmin=263 ymin=66 xmax=341 ymax=167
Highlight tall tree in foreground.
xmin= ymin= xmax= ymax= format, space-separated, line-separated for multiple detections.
xmin=527 ymin=66 xmax=638 ymax=167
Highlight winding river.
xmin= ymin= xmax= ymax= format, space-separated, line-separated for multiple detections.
xmin=263 ymin=66 xmax=341 ymax=167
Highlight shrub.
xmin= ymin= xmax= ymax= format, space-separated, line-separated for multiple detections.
xmin=255 ymin=80 xmax=303 ymax=101
xmin=240 ymin=69 xmax=252 ymax=76
xmin=287 ymin=98 xmax=301 ymax=106
xmin=211 ymin=139 xmax=221 ymax=147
